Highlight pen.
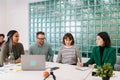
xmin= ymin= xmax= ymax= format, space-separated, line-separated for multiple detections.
xmin=77 ymin=57 xmax=81 ymax=62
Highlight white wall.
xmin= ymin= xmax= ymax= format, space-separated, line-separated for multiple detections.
xmin=0 ymin=0 xmax=44 ymax=50
xmin=0 ymin=0 xmax=6 ymax=33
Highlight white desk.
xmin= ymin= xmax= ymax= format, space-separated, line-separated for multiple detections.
xmin=0 ymin=62 xmax=120 ymax=80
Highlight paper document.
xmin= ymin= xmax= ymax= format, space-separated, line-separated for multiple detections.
xmin=75 ymin=67 xmax=89 ymax=71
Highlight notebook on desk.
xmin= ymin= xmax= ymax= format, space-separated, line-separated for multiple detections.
xmin=21 ymin=55 xmax=45 ymax=71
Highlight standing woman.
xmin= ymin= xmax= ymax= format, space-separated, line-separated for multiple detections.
xmin=1 ymin=30 xmax=25 ymax=63
xmin=56 ymin=33 xmax=81 ymax=65
xmin=77 ymin=32 xmax=116 ymax=69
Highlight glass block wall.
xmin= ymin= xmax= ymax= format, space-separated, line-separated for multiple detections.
xmin=29 ymin=0 xmax=120 ymax=57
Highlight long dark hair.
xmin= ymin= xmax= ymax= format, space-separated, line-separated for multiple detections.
xmin=97 ymin=32 xmax=111 ymax=47
xmin=6 ymin=30 xmax=18 ymax=44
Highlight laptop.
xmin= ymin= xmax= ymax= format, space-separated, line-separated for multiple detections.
xmin=21 ymin=55 xmax=45 ymax=71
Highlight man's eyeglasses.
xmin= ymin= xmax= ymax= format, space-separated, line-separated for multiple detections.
xmin=37 ymin=38 xmax=45 ymax=40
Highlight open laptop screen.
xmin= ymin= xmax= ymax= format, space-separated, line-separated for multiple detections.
xmin=21 ymin=55 xmax=45 ymax=71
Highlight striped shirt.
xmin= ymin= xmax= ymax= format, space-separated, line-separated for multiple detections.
xmin=56 ymin=45 xmax=81 ymax=65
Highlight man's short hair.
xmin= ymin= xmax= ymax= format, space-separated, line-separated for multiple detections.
xmin=0 ymin=34 xmax=5 ymax=38
xmin=36 ymin=31 xmax=45 ymax=36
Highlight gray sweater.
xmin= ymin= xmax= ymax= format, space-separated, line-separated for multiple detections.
xmin=56 ymin=45 xmax=81 ymax=65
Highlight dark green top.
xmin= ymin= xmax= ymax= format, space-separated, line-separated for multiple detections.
xmin=84 ymin=46 xmax=116 ymax=68
xmin=1 ymin=43 xmax=25 ymax=61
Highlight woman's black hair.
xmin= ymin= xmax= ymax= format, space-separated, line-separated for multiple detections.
xmin=97 ymin=32 xmax=111 ymax=47
xmin=6 ymin=30 xmax=18 ymax=44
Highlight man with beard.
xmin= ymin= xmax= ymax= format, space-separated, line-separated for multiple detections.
xmin=29 ymin=31 xmax=54 ymax=62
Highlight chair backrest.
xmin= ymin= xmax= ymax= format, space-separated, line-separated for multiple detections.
xmin=114 ymin=56 xmax=120 ymax=71
xmin=116 ymin=56 xmax=120 ymax=64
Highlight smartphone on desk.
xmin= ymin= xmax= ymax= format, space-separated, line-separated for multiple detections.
xmin=51 ymin=67 xmax=59 ymax=71
xmin=92 ymin=72 xmax=96 ymax=76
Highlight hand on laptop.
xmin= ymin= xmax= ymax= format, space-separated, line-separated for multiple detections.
xmin=15 ymin=58 xmax=21 ymax=63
